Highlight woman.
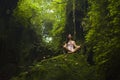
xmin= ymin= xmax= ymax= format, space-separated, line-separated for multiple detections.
xmin=63 ymin=34 xmax=80 ymax=53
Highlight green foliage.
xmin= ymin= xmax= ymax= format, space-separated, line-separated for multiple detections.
xmin=1 ymin=0 xmax=120 ymax=80
xmin=13 ymin=0 xmax=42 ymax=28
xmin=11 ymin=54 xmax=97 ymax=80
xmin=12 ymin=0 xmax=67 ymax=65
xmin=34 ymin=0 xmax=67 ymax=53
xmin=85 ymin=0 xmax=120 ymax=80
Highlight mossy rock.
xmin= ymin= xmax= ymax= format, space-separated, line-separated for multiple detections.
xmin=11 ymin=53 xmax=97 ymax=80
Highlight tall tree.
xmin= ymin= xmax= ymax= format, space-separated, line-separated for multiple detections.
xmin=64 ymin=0 xmax=87 ymax=41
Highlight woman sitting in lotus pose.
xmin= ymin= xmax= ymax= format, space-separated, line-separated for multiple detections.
xmin=63 ymin=34 xmax=80 ymax=53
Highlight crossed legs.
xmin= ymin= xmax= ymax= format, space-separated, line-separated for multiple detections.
xmin=63 ymin=46 xmax=80 ymax=53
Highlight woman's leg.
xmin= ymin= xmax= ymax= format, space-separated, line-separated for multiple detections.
xmin=73 ymin=46 xmax=80 ymax=53
xmin=63 ymin=46 xmax=72 ymax=53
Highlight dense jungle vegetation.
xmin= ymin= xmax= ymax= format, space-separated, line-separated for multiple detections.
xmin=0 ymin=0 xmax=120 ymax=80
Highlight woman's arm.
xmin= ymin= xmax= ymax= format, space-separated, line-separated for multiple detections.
xmin=63 ymin=43 xmax=67 ymax=48
xmin=73 ymin=41 xmax=80 ymax=51
xmin=73 ymin=41 xmax=78 ymax=48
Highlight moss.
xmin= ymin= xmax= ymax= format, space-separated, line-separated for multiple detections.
xmin=11 ymin=53 xmax=97 ymax=80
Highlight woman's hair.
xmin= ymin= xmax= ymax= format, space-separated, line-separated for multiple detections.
xmin=66 ymin=34 xmax=73 ymax=43
xmin=66 ymin=37 xmax=69 ymax=43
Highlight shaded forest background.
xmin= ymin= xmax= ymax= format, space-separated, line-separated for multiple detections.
xmin=0 ymin=0 xmax=120 ymax=80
